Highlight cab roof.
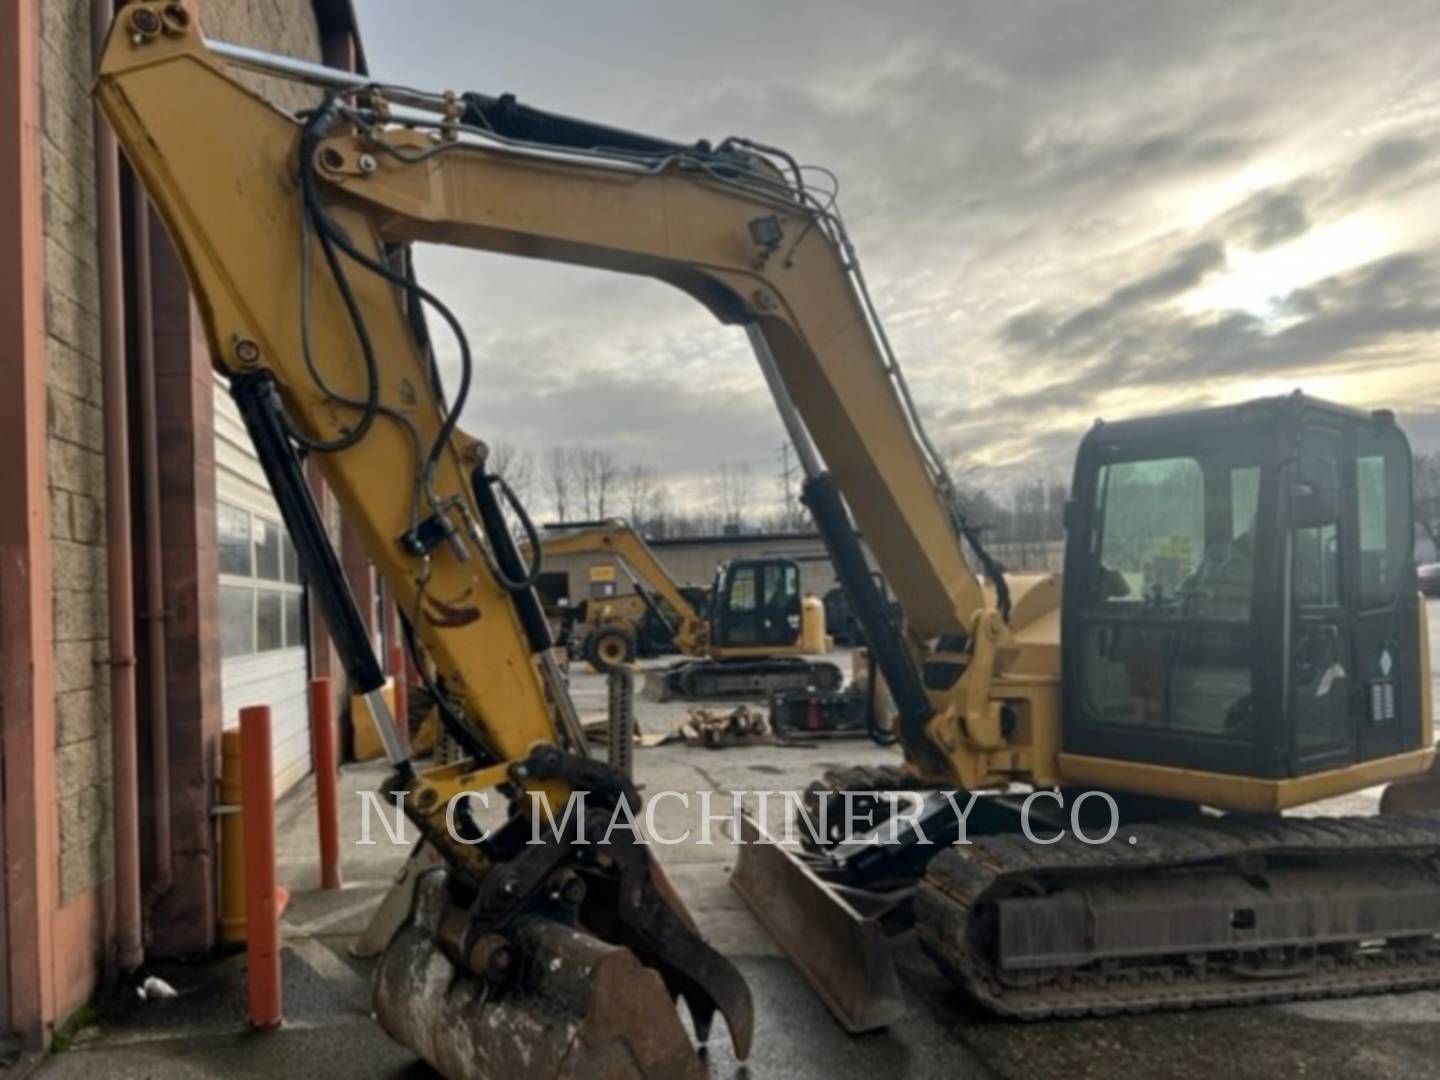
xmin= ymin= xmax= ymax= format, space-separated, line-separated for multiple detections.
xmin=1078 ymin=391 xmax=1394 ymax=450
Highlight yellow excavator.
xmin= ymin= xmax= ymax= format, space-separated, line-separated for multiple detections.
xmin=538 ymin=518 xmax=838 ymax=697
xmin=95 ymin=7 xmax=1439 ymax=1077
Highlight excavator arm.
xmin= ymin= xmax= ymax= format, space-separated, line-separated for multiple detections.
xmin=539 ymin=520 xmax=709 ymax=654
xmin=96 ymin=7 xmax=1041 ymax=796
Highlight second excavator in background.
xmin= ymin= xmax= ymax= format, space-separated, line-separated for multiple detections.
xmin=539 ymin=518 xmax=840 ymax=698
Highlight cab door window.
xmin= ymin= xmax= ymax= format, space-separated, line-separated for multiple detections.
xmin=757 ymin=561 xmax=801 ymax=646
xmin=1350 ymin=425 xmax=1416 ymax=763
xmin=1078 ymin=453 xmax=1258 ymax=738
xmin=718 ymin=565 xmax=759 ymax=646
xmin=1291 ymin=429 xmax=1350 ymax=759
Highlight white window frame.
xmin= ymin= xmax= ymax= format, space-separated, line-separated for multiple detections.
xmin=219 ymin=499 xmax=306 ymax=661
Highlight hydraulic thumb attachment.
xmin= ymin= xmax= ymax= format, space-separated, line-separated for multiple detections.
xmin=379 ymin=746 xmax=754 ymax=1079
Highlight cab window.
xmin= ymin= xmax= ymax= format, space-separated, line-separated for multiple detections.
xmin=1091 ymin=456 xmax=1205 ymax=605
xmin=1356 ymin=431 xmax=1412 ymax=609
xmin=1078 ymin=449 xmax=1261 ymax=738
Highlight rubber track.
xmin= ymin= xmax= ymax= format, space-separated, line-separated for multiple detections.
xmin=916 ymin=810 xmax=1440 ymax=1018
xmin=666 ymin=658 xmax=842 ymax=700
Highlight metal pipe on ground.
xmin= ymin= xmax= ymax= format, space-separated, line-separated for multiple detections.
xmin=133 ymin=186 xmax=174 ymax=940
xmin=93 ymin=0 xmax=143 ymax=974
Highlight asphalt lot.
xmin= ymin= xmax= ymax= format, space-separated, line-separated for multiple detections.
xmin=30 ymin=602 xmax=1440 ymax=1079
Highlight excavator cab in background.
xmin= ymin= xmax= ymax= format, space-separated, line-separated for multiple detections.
xmin=709 ymin=558 xmax=806 ymax=649
xmin=540 ymin=520 xmax=837 ymax=697
xmin=1062 ymin=394 xmax=1425 ymax=798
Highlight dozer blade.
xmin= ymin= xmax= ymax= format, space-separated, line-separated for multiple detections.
xmin=374 ymin=869 xmax=706 ymax=1080
xmin=1380 ymin=753 xmax=1440 ymax=813
xmin=729 ymin=812 xmax=909 ymax=1033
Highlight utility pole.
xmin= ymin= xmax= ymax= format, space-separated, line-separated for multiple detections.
xmin=777 ymin=441 xmax=802 ymax=531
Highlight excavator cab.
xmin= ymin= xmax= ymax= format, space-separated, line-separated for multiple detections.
xmin=1062 ymin=393 xmax=1425 ymax=788
xmin=710 ymin=558 xmax=804 ymax=649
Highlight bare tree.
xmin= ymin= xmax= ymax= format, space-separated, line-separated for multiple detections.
xmin=623 ymin=463 xmax=658 ymax=525
xmin=1007 ymin=477 xmax=1067 ymax=567
xmin=647 ymin=483 xmax=672 ymax=536
xmin=774 ymin=442 xmax=808 ymax=532
xmin=595 ymin=450 xmax=621 ymax=518
xmin=543 ymin=445 xmax=573 ymax=522
xmin=487 ymin=440 xmax=535 ymax=505
xmin=708 ymin=461 xmax=755 ymax=529
xmin=942 ymin=445 xmax=1006 ymax=531
xmin=574 ymin=446 xmax=623 ymax=518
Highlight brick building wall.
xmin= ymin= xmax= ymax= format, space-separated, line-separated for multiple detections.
xmin=142 ymin=0 xmax=331 ymax=959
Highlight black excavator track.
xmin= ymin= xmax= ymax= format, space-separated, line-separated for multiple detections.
xmin=663 ymin=657 xmax=843 ymax=700
xmin=915 ymin=810 xmax=1440 ymax=1019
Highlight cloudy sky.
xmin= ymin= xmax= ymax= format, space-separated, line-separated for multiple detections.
xmin=351 ymin=0 xmax=1440 ymax=513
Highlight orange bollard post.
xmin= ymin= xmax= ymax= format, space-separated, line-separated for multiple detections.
xmin=309 ymin=677 xmax=342 ymax=891
xmin=240 ymin=704 xmax=283 ymax=1029
xmin=390 ymin=643 xmax=409 ymax=754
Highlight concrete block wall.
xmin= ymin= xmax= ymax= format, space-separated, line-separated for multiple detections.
xmin=25 ymin=0 xmax=334 ymax=1011
xmin=203 ymin=3 xmax=324 ymax=113
xmin=39 ymin=0 xmax=112 ymax=905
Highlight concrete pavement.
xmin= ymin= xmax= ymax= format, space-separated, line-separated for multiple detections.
xmin=28 ymin=617 xmax=1440 ymax=1079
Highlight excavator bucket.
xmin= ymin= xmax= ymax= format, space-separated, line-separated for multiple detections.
xmin=729 ymin=812 xmax=910 ymax=1033
xmin=374 ymin=869 xmax=708 ymax=1080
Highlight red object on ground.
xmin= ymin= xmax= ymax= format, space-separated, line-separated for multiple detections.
xmin=240 ymin=704 xmax=283 ymax=1029
xmin=807 ymin=700 xmax=822 ymax=731
xmin=390 ymin=643 xmax=409 ymax=754
xmin=309 ymin=678 xmax=342 ymax=891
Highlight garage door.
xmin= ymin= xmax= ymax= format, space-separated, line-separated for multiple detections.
xmin=215 ymin=384 xmax=312 ymax=796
